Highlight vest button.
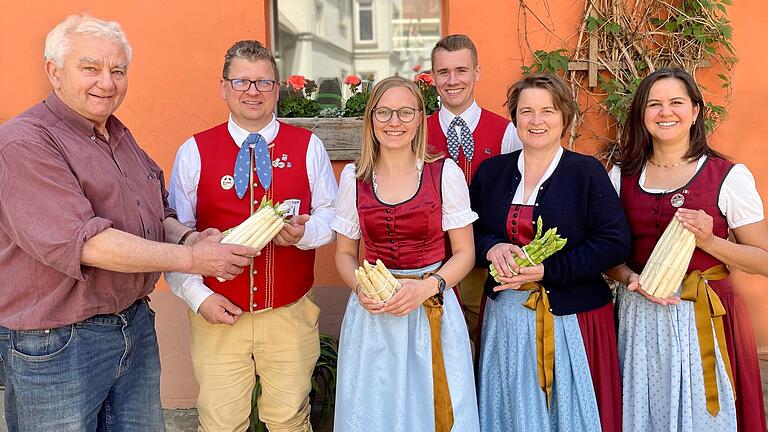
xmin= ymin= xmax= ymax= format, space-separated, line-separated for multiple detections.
xmin=391 ymin=255 xmax=396 ymax=259
xmin=253 ymin=303 xmax=258 ymax=308
xmin=388 ymin=232 xmax=392 ymax=236
xmin=390 ymin=239 xmax=394 ymax=243
xmin=386 ymin=224 xmax=391 ymax=229
xmin=512 ymin=220 xmax=517 ymax=225
xmin=513 ymin=213 xmax=518 ymax=218
xmin=386 ymin=217 xmax=391 ymax=221
xmin=386 ymin=209 xmax=391 ymax=213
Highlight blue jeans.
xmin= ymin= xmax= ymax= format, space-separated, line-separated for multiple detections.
xmin=0 ymin=299 xmax=165 ymax=432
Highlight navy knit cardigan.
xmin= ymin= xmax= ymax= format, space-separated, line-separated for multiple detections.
xmin=469 ymin=149 xmax=631 ymax=315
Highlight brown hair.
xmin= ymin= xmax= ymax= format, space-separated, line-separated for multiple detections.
xmin=356 ymin=76 xmax=440 ymax=182
xmin=505 ymin=73 xmax=577 ymax=138
xmin=222 ymin=40 xmax=279 ymax=81
xmin=618 ymin=67 xmax=726 ymax=176
xmin=431 ymin=34 xmax=478 ymax=67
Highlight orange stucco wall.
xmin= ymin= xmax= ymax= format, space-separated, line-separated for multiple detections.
xmin=2 ymin=1 xmax=766 ymax=408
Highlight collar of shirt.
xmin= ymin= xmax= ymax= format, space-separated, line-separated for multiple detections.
xmin=514 ymin=146 xmax=564 ymax=205
xmin=44 ymin=92 xmax=127 ymax=143
xmin=438 ymin=100 xmax=481 ymax=135
xmin=228 ymin=114 xmax=279 ymax=148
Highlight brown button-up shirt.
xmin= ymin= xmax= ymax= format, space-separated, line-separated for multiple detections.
xmin=0 ymin=93 xmax=175 ymax=330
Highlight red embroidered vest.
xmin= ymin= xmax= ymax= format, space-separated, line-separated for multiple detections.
xmin=195 ymin=121 xmax=315 ymax=312
xmin=356 ymin=160 xmax=446 ymax=270
xmin=427 ymin=108 xmax=509 ymax=184
xmin=620 ymin=157 xmax=735 ymax=294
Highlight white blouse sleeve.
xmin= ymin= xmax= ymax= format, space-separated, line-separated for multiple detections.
xmin=719 ymin=163 xmax=765 ymax=229
xmin=330 ymin=163 xmax=361 ymax=239
xmin=608 ymin=165 xmax=622 ymax=195
xmin=442 ymin=158 xmax=479 ymax=230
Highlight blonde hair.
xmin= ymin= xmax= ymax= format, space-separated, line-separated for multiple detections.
xmin=356 ymin=76 xmax=439 ymax=182
xmin=45 ymin=14 xmax=131 ymax=68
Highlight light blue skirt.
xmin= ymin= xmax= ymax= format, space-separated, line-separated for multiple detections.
xmin=478 ymin=289 xmax=601 ymax=432
xmin=616 ymin=285 xmax=736 ymax=431
xmin=333 ymin=265 xmax=480 ymax=432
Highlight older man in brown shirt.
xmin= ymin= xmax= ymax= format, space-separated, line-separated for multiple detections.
xmin=0 ymin=14 xmax=257 ymax=432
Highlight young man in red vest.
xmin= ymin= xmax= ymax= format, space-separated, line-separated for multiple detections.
xmin=427 ymin=34 xmax=522 ymax=352
xmin=166 ymin=40 xmax=337 ymax=431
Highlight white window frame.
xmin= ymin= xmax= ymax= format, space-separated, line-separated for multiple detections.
xmin=354 ymin=0 xmax=376 ymax=45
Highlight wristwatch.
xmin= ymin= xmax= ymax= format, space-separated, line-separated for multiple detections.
xmin=431 ymin=274 xmax=447 ymax=295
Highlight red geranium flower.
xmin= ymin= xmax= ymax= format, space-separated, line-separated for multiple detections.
xmin=286 ymin=75 xmax=307 ymax=91
xmin=344 ymin=75 xmax=361 ymax=86
xmin=413 ymin=64 xmax=421 ymax=72
xmin=414 ymin=72 xmax=433 ymax=86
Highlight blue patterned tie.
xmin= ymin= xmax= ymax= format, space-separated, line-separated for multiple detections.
xmin=446 ymin=116 xmax=475 ymax=161
xmin=233 ymin=133 xmax=271 ymax=199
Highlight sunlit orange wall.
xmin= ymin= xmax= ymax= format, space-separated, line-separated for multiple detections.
xmin=2 ymin=0 xmax=766 ymax=408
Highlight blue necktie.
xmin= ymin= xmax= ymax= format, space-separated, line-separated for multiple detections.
xmin=446 ymin=116 xmax=475 ymax=161
xmin=234 ymin=133 xmax=271 ymax=199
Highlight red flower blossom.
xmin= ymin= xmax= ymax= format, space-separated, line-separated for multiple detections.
xmin=286 ymin=75 xmax=307 ymax=91
xmin=412 ymin=64 xmax=421 ymax=72
xmin=414 ymin=72 xmax=433 ymax=86
xmin=344 ymin=75 xmax=361 ymax=86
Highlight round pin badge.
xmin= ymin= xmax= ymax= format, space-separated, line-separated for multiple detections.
xmin=220 ymin=175 xmax=234 ymax=190
xmin=670 ymin=193 xmax=685 ymax=208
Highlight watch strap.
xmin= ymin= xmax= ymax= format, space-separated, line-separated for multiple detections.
xmin=431 ymin=273 xmax=447 ymax=294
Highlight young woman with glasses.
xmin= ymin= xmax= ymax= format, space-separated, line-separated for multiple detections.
xmin=331 ymin=76 xmax=480 ymax=432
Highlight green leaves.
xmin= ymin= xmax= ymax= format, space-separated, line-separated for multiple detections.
xmin=344 ymin=92 xmax=369 ymax=117
xmin=278 ymin=91 xmax=322 ymax=118
xmin=522 ymin=49 xmax=570 ymax=75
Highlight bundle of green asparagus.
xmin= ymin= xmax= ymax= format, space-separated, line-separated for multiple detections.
xmin=354 ymin=260 xmax=401 ymax=302
xmin=638 ymin=217 xmax=696 ymax=298
xmin=221 ymin=200 xmax=287 ymax=250
xmin=489 ymin=216 xmax=567 ymax=283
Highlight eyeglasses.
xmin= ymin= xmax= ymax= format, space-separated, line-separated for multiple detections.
xmin=373 ymin=107 xmax=420 ymax=123
xmin=224 ymin=78 xmax=277 ymax=92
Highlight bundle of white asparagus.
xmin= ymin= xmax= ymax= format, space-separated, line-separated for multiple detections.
xmin=220 ymin=200 xmax=287 ymax=250
xmin=354 ymin=260 xmax=402 ymax=302
xmin=638 ymin=217 xmax=696 ymax=298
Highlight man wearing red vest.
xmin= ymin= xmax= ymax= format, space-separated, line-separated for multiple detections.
xmin=166 ymin=40 xmax=337 ymax=431
xmin=427 ymin=34 xmax=522 ymax=352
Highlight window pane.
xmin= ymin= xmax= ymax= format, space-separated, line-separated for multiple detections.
xmin=359 ymin=9 xmax=373 ymax=41
xmin=273 ymin=0 xmax=441 ymax=98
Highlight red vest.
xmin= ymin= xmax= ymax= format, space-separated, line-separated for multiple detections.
xmin=194 ymin=121 xmax=315 ymax=312
xmin=356 ymin=160 xmax=446 ymax=270
xmin=506 ymin=205 xmax=535 ymax=246
xmin=620 ymin=157 xmax=734 ymax=294
xmin=427 ymin=108 xmax=509 ymax=184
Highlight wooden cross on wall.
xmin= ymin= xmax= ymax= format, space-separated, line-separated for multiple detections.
xmin=567 ymin=9 xmax=615 ymax=88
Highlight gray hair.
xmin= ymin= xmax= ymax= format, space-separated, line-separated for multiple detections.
xmin=223 ymin=40 xmax=278 ymax=81
xmin=45 ymin=14 xmax=132 ymax=68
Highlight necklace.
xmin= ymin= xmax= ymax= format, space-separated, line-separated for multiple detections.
xmin=647 ymin=158 xmax=691 ymax=168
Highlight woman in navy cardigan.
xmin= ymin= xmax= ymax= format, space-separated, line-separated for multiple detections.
xmin=470 ymin=73 xmax=630 ymax=432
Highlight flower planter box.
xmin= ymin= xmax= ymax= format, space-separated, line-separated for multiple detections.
xmin=280 ymin=117 xmax=363 ymax=161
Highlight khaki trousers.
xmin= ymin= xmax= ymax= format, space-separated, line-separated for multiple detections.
xmin=189 ymin=295 xmax=321 ymax=432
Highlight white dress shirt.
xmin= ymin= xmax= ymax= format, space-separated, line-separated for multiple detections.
xmin=437 ymin=100 xmax=523 ymax=154
xmin=165 ymin=115 xmax=338 ymax=312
